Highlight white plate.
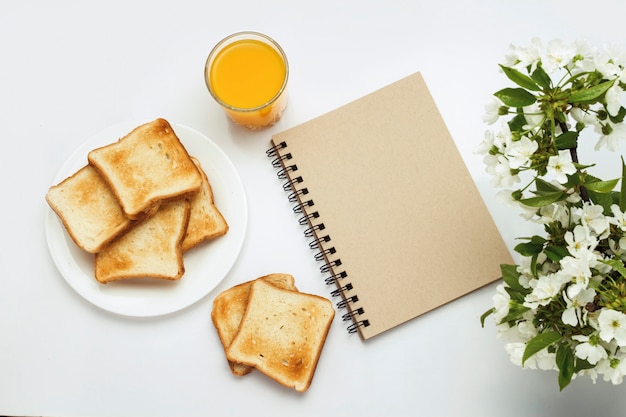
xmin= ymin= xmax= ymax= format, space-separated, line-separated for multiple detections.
xmin=45 ymin=120 xmax=248 ymax=317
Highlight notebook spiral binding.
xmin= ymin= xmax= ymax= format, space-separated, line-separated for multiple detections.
xmin=267 ymin=141 xmax=370 ymax=334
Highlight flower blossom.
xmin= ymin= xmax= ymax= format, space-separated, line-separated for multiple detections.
xmin=482 ymin=97 xmax=503 ymax=125
xmin=536 ymin=202 xmax=570 ymax=226
xmin=561 ymin=287 xmax=595 ymax=326
xmin=597 ymin=353 xmax=626 ymax=385
xmin=504 ymin=38 xmax=542 ymax=73
xmin=605 ymin=83 xmax=624 ymax=117
xmin=564 ymin=224 xmax=597 ymax=257
xmin=610 ymin=205 xmax=626 ymax=251
xmin=598 ymin=309 xmax=626 ymax=346
xmin=522 ymin=103 xmax=544 ymax=130
xmin=579 ymin=203 xmax=610 ymax=238
xmin=505 ymin=342 xmax=556 ymax=370
xmin=573 ymin=334 xmax=608 ymax=365
xmin=546 ymin=152 xmax=576 ymax=184
xmin=475 ymin=130 xmax=495 ymax=155
xmin=524 ymin=273 xmax=564 ymax=308
xmin=540 ymin=38 xmax=576 ymax=73
xmin=492 ymin=284 xmax=510 ymax=323
xmin=595 ymin=120 xmax=626 ymax=151
xmin=483 ymin=39 xmax=626 ymax=388
xmin=483 ymin=154 xmax=520 ymax=188
xmin=570 ymin=107 xmax=597 ymax=128
xmin=506 ymin=137 xmax=538 ymax=169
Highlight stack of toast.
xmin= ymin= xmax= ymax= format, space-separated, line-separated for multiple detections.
xmin=46 ymin=118 xmax=229 ymax=283
xmin=212 ymin=273 xmax=335 ymax=392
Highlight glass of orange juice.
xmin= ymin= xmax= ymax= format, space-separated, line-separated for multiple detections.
xmin=204 ymin=31 xmax=289 ymax=130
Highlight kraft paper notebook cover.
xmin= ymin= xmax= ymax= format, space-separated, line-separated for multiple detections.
xmin=267 ymin=72 xmax=512 ymax=340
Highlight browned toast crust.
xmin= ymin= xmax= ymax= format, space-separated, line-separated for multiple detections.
xmin=87 ymin=118 xmax=202 ymax=219
xmin=94 ymin=200 xmax=190 ymax=283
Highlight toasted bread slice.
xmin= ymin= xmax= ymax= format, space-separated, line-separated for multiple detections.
xmin=182 ymin=158 xmax=229 ymax=252
xmin=87 ymin=118 xmax=202 ymax=220
xmin=226 ymin=279 xmax=335 ymax=392
xmin=94 ymin=199 xmax=190 ymax=283
xmin=46 ymin=165 xmax=135 ymax=253
xmin=211 ymin=274 xmax=297 ymax=376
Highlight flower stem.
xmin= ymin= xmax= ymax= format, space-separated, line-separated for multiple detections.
xmin=559 ymin=120 xmax=590 ymax=202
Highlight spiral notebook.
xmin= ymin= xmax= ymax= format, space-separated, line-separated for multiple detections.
xmin=267 ymin=72 xmax=512 ymax=340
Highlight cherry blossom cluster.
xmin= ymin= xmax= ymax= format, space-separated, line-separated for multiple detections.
xmin=478 ymin=38 xmax=626 ymax=389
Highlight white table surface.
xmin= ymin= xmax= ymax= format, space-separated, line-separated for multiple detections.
xmin=3 ymin=1 xmax=626 ymax=416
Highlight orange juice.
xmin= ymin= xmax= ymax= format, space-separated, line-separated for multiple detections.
xmin=205 ymin=32 xmax=288 ymax=129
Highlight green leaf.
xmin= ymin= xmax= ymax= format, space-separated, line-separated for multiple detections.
xmin=501 ymin=264 xmax=526 ymax=293
xmin=544 ymin=244 xmax=570 ymax=262
xmin=515 ymin=241 xmax=540 ymax=257
xmin=480 ymin=308 xmax=494 ymax=328
xmin=519 ymin=191 xmax=567 ymax=207
xmin=587 ymin=189 xmax=613 ymax=215
xmin=555 ymin=131 xmax=579 ymax=150
xmin=514 ymin=237 xmax=545 ymax=257
xmin=535 ymin=178 xmax=563 ymax=193
xmin=573 ymin=357 xmax=595 ymax=373
xmin=505 ymin=286 xmax=527 ymax=303
xmin=500 ymin=65 xmax=542 ymax=91
xmin=609 ymin=106 xmax=626 ymax=124
xmin=499 ymin=303 xmax=531 ymax=325
xmin=523 ymin=331 xmax=562 ymax=365
xmin=508 ymin=113 xmax=527 ymax=133
xmin=619 ymin=156 xmax=626 ymax=211
xmin=569 ymin=79 xmax=616 ymax=104
xmin=562 ymin=172 xmax=582 ymax=188
xmin=601 ymin=259 xmax=626 ymax=278
xmin=494 ymin=88 xmax=537 ymax=108
xmin=530 ymin=253 xmax=539 ymax=277
xmin=531 ymin=65 xmax=552 ymax=90
xmin=556 ymin=344 xmax=575 ymax=391
xmin=583 ymin=178 xmax=619 ymax=193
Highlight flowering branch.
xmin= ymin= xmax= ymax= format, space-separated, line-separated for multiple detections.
xmin=478 ymin=39 xmax=626 ymax=390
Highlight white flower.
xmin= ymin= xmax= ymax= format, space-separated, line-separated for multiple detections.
xmin=570 ymin=39 xmax=597 ymax=75
xmin=484 ymin=40 xmax=626 ymax=387
xmin=537 ymin=202 xmax=570 ymax=226
xmin=597 ymin=353 xmax=626 ymax=384
xmin=546 ymin=152 xmax=576 ymax=183
xmin=505 ymin=341 xmax=557 ymax=370
xmin=561 ymin=287 xmax=595 ymax=326
xmin=494 ymin=119 xmax=513 ymax=150
xmin=495 ymin=189 xmax=518 ymax=208
xmin=605 ymin=83 xmax=624 ymax=117
xmin=598 ymin=309 xmax=626 ymax=346
xmin=573 ymin=334 xmax=608 ymax=365
xmin=522 ymin=103 xmax=544 ymax=130
xmin=485 ymin=155 xmax=520 ymax=188
xmin=496 ymin=317 xmax=537 ymax=344
xmin=492 ymin=284 xmax=510 ymax=323
xmin=564 ymin=224 xmax=597 ymax=256
xmin=476 ymin=130 xmax=495 ymax=156
xmin=595 ymin=43 xmax=626 ymax=80
xmin=611 ymin=204 xmax=626 ymax=231
xmin=504 ymin=38 xmax=542 ymax=73
xmin=595 ymin=120 xmax=626 ymax=151
xmin=534 ymin=348 xmax=558 ymax=371
xmin=579 ymin=203 xmax=610 ymax=238
xmin=524 ymin=273 xmax=563 ymax=308
xmin=541 ymin=38 xmax=576 ymax=73
xmin=504 ymin=342 xmax=526 ymax=367
xmin=559 ymin=250 xmax=601 ymax=298
xmin=506 ymin=137 xmax=538 ymax=169
xmin=570 ymin=107 xmax=597 ymax=127
xmin=483 ymin=97 xmax=503 ymax=125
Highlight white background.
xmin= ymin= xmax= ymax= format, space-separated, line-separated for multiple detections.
xmin=3 ymin=1 xmax=626 ymax=416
